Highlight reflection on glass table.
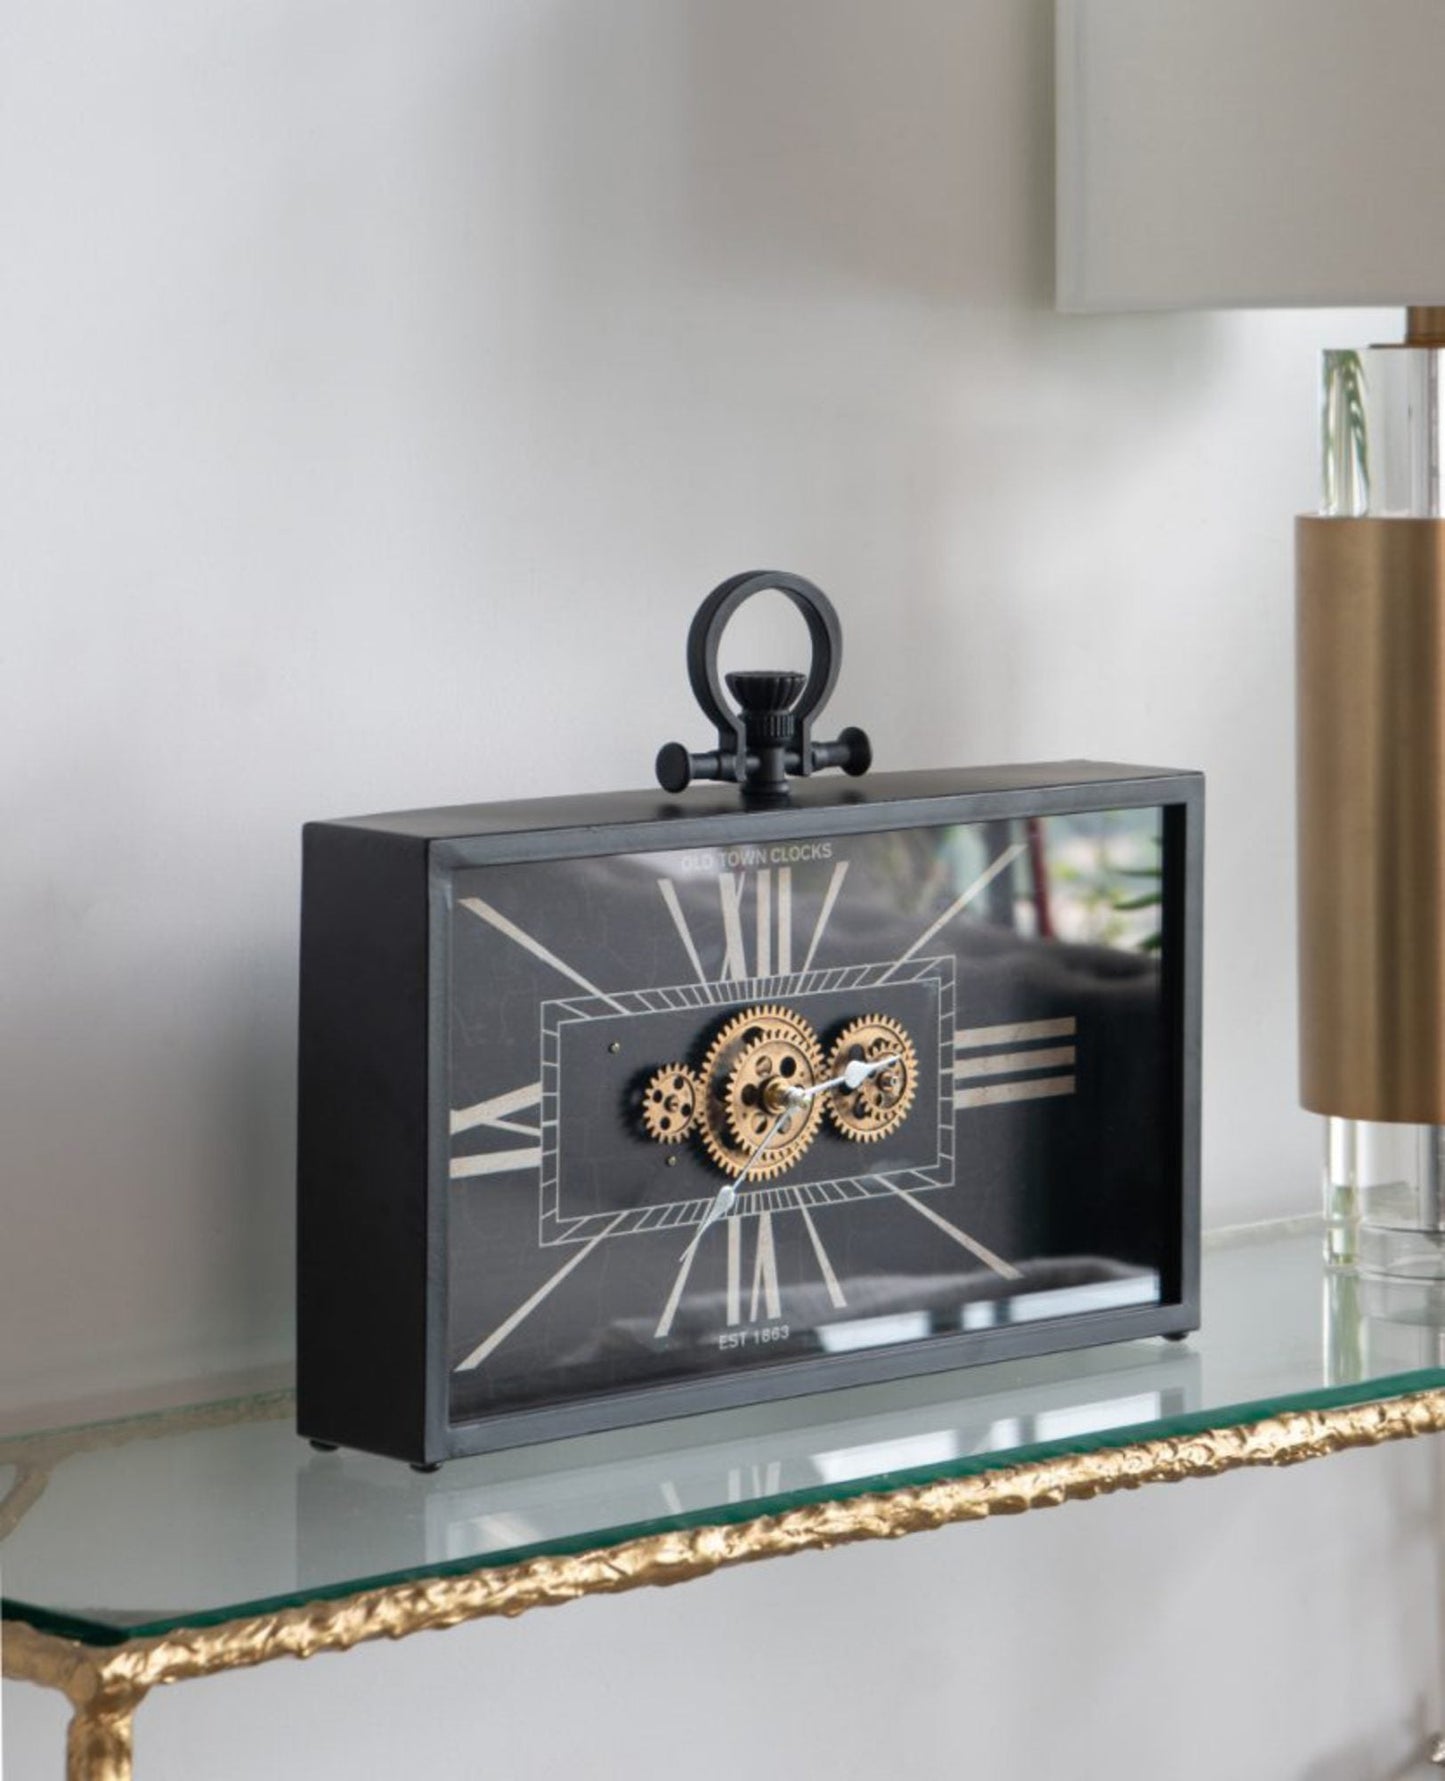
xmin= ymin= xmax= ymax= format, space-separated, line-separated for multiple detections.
xmin=2 ymin=1219 xmax=1444 ymax=1647
xmin=1325 ymin=1266 xmax=1445 ymax=1384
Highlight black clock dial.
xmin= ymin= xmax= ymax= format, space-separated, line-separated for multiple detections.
xmin=444 ymin=808 xmax=1171 ymax=1429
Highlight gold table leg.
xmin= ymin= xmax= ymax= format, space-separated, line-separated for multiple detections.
xmin=4 ymin=1621 xmax=148 ymax=1781
xmin=66 ymin=1690 xmax=147 ymax=1781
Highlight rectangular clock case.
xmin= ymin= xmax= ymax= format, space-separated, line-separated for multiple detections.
xmin=298 ymin=761 xmax=1202 ymax=1466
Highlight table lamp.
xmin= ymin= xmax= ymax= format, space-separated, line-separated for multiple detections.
xmin=1058 ymin=0 xmax=1445 ymax=1284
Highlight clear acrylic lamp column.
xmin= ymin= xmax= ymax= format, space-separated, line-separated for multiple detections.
xmin=1057 ymin=0 xmax=1445 ymax=1285
xmin=1303 ymin=334 xmax=1445 ymax=1280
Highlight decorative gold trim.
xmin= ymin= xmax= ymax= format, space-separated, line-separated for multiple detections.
xmin=9 ymin=1388 xmax=1445 ymax=1776
xmin=8 ymin=1386 xmax=1445 ymax=1711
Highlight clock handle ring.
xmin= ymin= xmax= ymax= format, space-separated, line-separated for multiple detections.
xmin=686 ymin=570 xmax=842 ymax=777
xmin=657 ymin=568 xmax=870 ymax=801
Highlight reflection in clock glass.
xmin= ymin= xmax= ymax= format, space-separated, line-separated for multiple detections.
xmin=445 ymin=806 xmax=1176 ymax=1427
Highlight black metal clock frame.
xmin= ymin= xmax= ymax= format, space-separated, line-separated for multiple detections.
xmin=298 ymin=761 xmax=1203 ymax=1467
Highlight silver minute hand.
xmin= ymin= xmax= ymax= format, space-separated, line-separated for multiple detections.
xmin=682 ymin=1053 xmax=901 ymax=1259
xmin=684 ymin=1103 xmax=795 ymax=1257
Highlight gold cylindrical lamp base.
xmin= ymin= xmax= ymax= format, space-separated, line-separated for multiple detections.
xmin=1297 ymin=516 xmax=1445 ymax=1123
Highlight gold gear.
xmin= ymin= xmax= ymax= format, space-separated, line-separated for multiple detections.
xmin=826 ymin=1015 xmax=919 ymax=1143
xmin=723 ymin=1032 xmax=827 ymax=1167
xmin=696 ymin=1005 xmax=824 ymax=1179
xmin=640 ymin=1064 xmax=700 ymax=1143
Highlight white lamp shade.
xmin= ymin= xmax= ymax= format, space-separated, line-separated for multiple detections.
xmin=1057 ymin=0 xmax=1445 ymax=312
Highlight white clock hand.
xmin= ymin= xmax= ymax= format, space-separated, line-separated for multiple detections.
xmin=789 ymin=1052 xmax=901 ymax=1103
xmin=682 ymin=1054 xmax=902 ymax=1259
xmin=684 ymin=1102 xmax=796 ymax=1258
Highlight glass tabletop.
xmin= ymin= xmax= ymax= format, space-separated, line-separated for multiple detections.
xmin=5 ymin=1219 xmax=1444 ymax=1647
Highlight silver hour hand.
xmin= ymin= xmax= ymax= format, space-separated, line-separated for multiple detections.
xmin=683 ymin=1054 xmax=901 ymax=1259
xmin=792 ymin=1052 xmax=900 ymax=1103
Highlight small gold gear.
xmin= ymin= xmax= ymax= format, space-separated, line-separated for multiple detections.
xmin=697 ymin=1004 xmax=824 ymax=1179
xmin=640 ymin=1064 xmax=700 ymax=1143
xmin=826 ymin=1015 xmax=919 ymax=1143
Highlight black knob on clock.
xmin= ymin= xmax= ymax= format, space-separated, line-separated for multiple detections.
xmin=655 ymin=570 xmax=872 ymax=804
xmin=726 ymin=670 xmax=807 ymax=731
xmin=813 ymin=725 xmax=873 ymax=777
xmin=655 ymin=741 xmax=698 ymax=796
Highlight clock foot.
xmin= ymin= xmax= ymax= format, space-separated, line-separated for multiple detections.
xmin=308 ymin=1439 xmax=340 ymax=1453
xmin=1163 ymin=1331 xmax=1190 ymax=1343
xmin=410 ymin=1461 xmax=442 ymax=1474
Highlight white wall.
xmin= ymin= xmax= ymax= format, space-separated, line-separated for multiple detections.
xmin=3 ymin=1 xmax=1437 ymax=1775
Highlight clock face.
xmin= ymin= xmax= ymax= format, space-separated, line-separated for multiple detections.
xmin=443 ymin=806 xmax=1176 ymax=1430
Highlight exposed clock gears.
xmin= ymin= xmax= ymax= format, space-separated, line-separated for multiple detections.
xmin=698 ymin=1005 xmax=826 ymax=1180
xmin=640 ymin=1064 xmax=700 ymax=1143
xmin=636 ymin=1002 xmax=919 ymax=1176
xmin=826 ymin=1015 xmax=918 ymax=1143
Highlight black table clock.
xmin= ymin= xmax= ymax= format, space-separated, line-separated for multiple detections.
xmin=298 ymin=571 xmax=1202 ymax=1467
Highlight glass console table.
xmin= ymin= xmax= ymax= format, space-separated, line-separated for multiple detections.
xmin=6 ymin=1219 xmax=1445 ymax=1780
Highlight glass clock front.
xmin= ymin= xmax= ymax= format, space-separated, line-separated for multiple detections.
xmin=444 ymin=807 xmax=1175 ymax=1428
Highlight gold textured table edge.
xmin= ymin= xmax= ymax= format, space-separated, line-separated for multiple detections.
xmin=8 ymin=1385 xmax=1445 ymax=1781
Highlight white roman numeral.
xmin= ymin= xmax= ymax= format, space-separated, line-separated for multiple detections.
xmin=879 ymin=842 xmax=1025 ymax=983
xmin=450 ymin=1082 xmax=541 ymax=1138
xmin=460 ymin=897 xmax=628 ymax=1014
xmin=659 ymin=865 xmax=819 ymax=983
xmin=800 ymin=861 xmax=848 ymax=973
xmin=454 ymin=1212 xmax=628 ymax=1370
xmin=717 ymin=872 xmax=749 ymax=979
xmin=451 ymin=1081 xmax=543 ymax=1179
xmin=716 ymin=868 xmax=795 ymax=980
xmin=874 ymin=1176 xmax=1022 ymax=1281
xmin=657 ymin=879 xmax=707 ymax=982
xmin=749 ymin=1211 xmax=782 ymax=1322
xmin=660 ymin=1201 xmax=840 ymax=1338
xmin=952 ymin=1017 xmax=1078 ymax=1109
xmin=655 ymin=1236 xmax=699 ymax=1340
xmin=799 ymin=1207 xmax=847 ymax=1310
xmin=450 ymin=1148 xmax=542 ymax=1180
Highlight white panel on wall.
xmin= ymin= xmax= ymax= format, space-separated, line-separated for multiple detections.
xmin=1057 ymin=0 xmax=1445 ymax=311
